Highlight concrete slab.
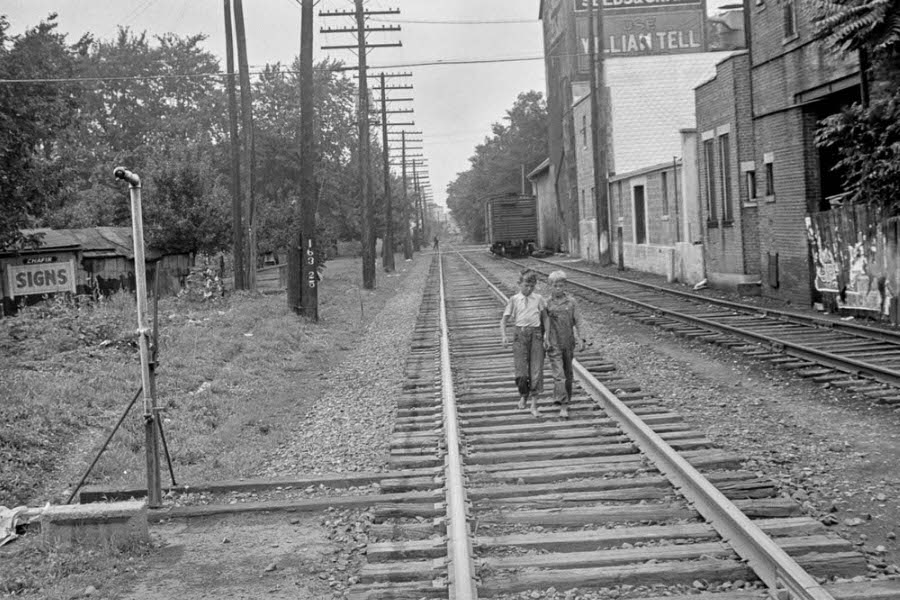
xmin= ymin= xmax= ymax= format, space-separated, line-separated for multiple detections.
xmin=39 ymin=499 xmax=148 ymax=549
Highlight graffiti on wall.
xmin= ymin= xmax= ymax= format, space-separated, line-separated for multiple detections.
xmin=806 ymin=208 xmax=893 ymax=315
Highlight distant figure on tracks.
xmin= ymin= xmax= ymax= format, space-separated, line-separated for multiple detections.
xmin=500 ymin=270 xmax=546 ymax=417
xmin=542 ymin=270 xmax=586 ymax=419
xmin=433 ymin=236 xmax=439 ymax=250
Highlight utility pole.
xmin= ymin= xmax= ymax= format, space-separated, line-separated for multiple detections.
xmin=355 ymin=0 xmax=375 ymax=288
xmin=372 ymin=72 xmax=413 ymax=271
xmin=400 ymin=131 xmax=413 ymax=259
xmin=411 ymin=160 xmax=421 ymax=250
xmin=321 ymin=3 xmax=400 ymax=290
xmin=223 ymin=0 xmax=243 ymax=290
xmin=379 ymin=73 xmax=395 ymax=272
xmin=588 ymin=0 xmax=611 ymax=265
xmin=234 ymin=0 xmax=257 ymax=290
xmin=388 ymin=129 xmax=422 ymax=259
xmin=289 ymin=0 xmax=318 ymax=319
xmin=413 ymin=161 xmax=425 ymax=246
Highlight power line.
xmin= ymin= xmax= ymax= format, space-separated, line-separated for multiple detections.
xmin=0 ymin=55 xmax=545 ymax=84
xmin=370 ymin=17 xmax=538 ymax=25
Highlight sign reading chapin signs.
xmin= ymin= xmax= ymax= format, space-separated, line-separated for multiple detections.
xmin=7 ymin=260 xmax=76 ymax=298
xmin=575 ymin=0 xmax=707 ymax=62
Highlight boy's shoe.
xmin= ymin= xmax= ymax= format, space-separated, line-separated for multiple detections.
xmin=517 ymin=395 xmax=527 ymax=410
xmin=559 ymin=406 xmax=569 ymax=419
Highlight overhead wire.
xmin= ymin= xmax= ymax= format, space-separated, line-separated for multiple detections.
xmin=0 ymin=54 xmax=545 ymax=84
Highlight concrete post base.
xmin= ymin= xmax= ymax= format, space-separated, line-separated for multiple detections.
xmin=39 ymin=500 xmax=148 ymax=549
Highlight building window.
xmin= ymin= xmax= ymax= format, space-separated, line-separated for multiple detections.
xmin=617 ymin=181 xmax=624 ymax=216
xmin=719 ymin=133 xmax=733 ymax=222
xmin=634 ymin=184 xmax=647 ymax=244
xmin=746 ymin=170 xmax=757 ymax=200
xmin=783 ymin=0 xmax=797 ymax=38
xmin=703 ymin=139 xmax=718 ymax=222
xmin=661 ymin=171 xmax=669 ymax=216
xmin=765 ymin=161 xmax=775 ymax=197
xmin=581 ymin=115 xmax=587 ymax=147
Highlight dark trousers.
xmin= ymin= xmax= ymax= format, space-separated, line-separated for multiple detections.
xmin=513 ymin=326 xmax=544 ymax=396
xmin=547 ymin=345 xmax=574 ymax=405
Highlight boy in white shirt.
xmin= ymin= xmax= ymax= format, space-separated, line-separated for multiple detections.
xmin=500 ymin=270 xmax=547 ymax=417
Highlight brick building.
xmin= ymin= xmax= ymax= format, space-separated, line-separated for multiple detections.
xmin=570 ymin=54 xmax=723 ymax=280
xmin=540 ymin=0 xmax=745 ymax=275
xmin=695 ymin=0 xmax=861 ymax=304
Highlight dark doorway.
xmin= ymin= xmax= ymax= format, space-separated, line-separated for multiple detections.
xmin=812 ymin=85 xmax=861 ymax=211
xmin=634 ymin=185 xmax=647 ymax=244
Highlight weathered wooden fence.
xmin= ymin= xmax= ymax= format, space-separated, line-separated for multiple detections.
xmin=806 ymin=204 xmax=900 ymax=321
xmin=256 ymin=264 xmax=287 ymax=293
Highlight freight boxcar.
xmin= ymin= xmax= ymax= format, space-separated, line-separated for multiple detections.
xmin=484 ymin=193 xmax=538 ymax=257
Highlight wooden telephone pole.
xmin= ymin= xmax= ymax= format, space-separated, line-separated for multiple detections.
xmin=588 ymin=0 xmax=611 ymax=265
xmin=233 ymin=0 xmax=257 ymax=289
xmin=286 ymin=0 xmax=318 ymax=319
xmin=372 ymin=72 xmax=413 ymax=272
xmin=223 ymin=0 xmax=244 ymax=290
xmin=388 ymin=129 xmax=423 ymax=260
xmin=321 ymin=2 xmax=400 ymax=289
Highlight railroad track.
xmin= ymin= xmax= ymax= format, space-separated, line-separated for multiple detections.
xmin=469 ymin=253 xmax=900 ymax=407
xmin=346 ymin=251 xmax=900 ymax=600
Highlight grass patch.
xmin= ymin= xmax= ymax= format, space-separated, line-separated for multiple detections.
xmin=0 ymin=256 xmax=410 ymax=507
xmin=0 ymin=254 xmax=426 ymax=598
xmin=0 ymin=533 xmax=153 ymax=599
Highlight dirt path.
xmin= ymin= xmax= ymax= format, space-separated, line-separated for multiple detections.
xmin=121 ymin=514 xmax=340 ymax=600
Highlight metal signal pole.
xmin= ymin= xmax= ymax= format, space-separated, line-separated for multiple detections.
xmin=114 ymin=167 xmax=161 ymax=508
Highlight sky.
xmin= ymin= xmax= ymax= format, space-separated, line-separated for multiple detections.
xmin=4 ymin=0 xmax=548 ymax=208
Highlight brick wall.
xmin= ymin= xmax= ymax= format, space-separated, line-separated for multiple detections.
xmin=746 ymin=0 xmax=859 ymax=306
xmin=754 ymin=109 xmax=813 ymax=305
xmin=695 ymin=52 xmax=756 ymax=279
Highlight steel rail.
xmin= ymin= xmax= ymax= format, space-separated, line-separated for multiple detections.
xmin=525 ymin=256 xmax=900 ymax=343
xmin=457 ymin=251 xmax=835 ymax=600
xmin=437 ymin=251 xmax=478 ymax=600
xmin=572 ymin=361 xmax=835 ymax=600
xmin=496 ymin=256 xmax=900 ymax=387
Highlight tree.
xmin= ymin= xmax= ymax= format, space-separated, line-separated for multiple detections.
xmin=252 ymin=59 xmax=361 ymax=259
xmin=34 ymin=26 xmax=232 ymax=254
xmin=813 ymin=0 xmax=900 ymax=212
xmin=446 ymin=91 xmax=548 ymax=241
xmin=0 ymin=14 xmax=84 ymax=249
xmin=813 ymin=0 xmax=900 ymax=55
xmin=142 ymin=147 xmax=231 ymax=254
xmin=815 ymin=96 xmax=900 ymax=212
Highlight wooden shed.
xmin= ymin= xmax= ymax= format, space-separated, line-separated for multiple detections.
xmin=1 ymin=227 xmax=192 ymax=315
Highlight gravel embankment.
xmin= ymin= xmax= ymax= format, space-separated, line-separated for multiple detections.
xmin=259 ymin=255 xmax=433 ymax=477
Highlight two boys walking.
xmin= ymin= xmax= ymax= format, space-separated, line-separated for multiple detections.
xmin=499 ymin=269 xmax=585 ymax=419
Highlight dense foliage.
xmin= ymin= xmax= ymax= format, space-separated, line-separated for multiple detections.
xmin=813 ymin=0 xmax=900 ymax=212
xmin=446 ymin=91 xmax=548 ymax=242
xmin=815 ymin=94 xmax=900 ymax=212
xmin=0 ymin=16 xmax=85 ymax=249
xmin=0 ymin=14 xmax=405 ymax=259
